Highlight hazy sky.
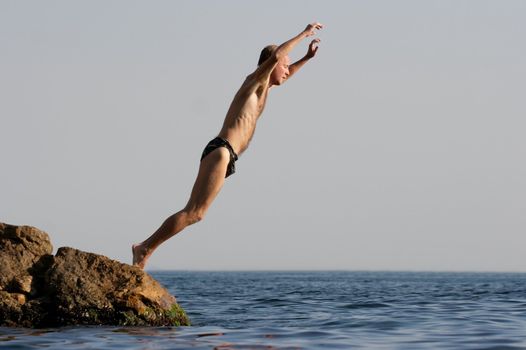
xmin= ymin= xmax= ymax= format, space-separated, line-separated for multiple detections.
xmin=2 ymin=1 xmax=525 ymax=271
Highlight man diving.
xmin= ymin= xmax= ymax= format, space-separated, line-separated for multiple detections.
xmin=133 ymin=22 xmax=324 ymax=269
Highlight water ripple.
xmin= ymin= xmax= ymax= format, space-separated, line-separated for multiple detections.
xmin=1 ymin=271 xmax=526 ymax=349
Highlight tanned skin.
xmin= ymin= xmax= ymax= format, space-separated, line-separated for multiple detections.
xmin=133 ymin=22 xmax=323 ymax=269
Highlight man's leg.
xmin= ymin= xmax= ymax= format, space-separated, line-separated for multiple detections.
xmin=132 ymin=147 xmax=230 ymax=269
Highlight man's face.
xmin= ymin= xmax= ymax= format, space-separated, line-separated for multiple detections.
xmin=270 ymin=55 xmax=290 ymax=86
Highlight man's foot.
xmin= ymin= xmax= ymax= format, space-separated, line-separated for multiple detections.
xmin=132 ymin=243 xmax=150 ymax=270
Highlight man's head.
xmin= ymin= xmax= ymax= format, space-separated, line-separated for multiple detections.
xmin=258 ymin=45 xmax=277 ymax=66
xmin=258 ymin=45 xmax=290 ymax=86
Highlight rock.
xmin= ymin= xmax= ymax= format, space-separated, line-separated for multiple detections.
xmin=44 ymin=247 xmax=189 ymax=326
xmin=0 ymin=291 xmax=24 ymax=327
xmin=0 ymin=223 xmax=52 ymax=291
xmin=10 ymin=275 xmax=33 ymax=294
xmin=0 ymin=222 xmax=189 ymax=327
xmin=11 ymin=293 xmax=26 ymax=305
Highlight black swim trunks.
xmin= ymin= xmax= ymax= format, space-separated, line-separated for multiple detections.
xmin=200 ymin=137 xmax=239 ymax=178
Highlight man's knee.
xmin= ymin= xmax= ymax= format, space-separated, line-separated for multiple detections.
xmin=183 ymin=208 xmax=206 ymax=225
xmin=190 ymin=210 xmax=205 ymax=224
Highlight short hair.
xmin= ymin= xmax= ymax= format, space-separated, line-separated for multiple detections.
xmin=258 ymin=45 xmax=278 ymax=66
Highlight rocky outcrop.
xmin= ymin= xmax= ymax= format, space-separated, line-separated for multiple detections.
xmin=0 ymin=223 xmax=52 ymax=293
xmin=0 ymin=222 xmax=189 ymax=327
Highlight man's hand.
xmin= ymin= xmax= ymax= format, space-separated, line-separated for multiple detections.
xmin=256 ymin=22 xmax=324 ymax=83
xmin=303 ymin=22 xmax=323 ymax=37
xmin=305 ymin=38 xmax=320 ymax=59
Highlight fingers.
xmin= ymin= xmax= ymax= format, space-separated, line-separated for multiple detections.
xmin=304 ymin=22 xmax=324 ymax=36
xmin=306 ymin=38 xmax=320 ymax=58
xmin=309 ymin=38 xmax=321 ymax=50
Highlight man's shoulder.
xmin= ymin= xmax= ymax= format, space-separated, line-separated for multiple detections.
xmin=238 ymin=73 xmax=269 ymax=97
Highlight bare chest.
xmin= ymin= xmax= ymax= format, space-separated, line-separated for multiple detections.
xmin=248 ymin=86 xmax=270 ymax=117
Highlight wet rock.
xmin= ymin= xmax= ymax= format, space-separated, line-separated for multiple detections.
xmin=0 ymin=222 xmax=189 ymax=327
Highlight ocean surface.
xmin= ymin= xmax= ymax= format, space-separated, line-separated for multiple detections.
xmin=1 ymin=271 xmax=526 ymax=349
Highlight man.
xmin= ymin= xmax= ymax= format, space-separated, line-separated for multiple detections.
xmin=132 ymin=22 xmax=324 ymax=269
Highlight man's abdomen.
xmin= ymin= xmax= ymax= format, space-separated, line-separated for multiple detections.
xmin=218 ymin=117 xmax=257 ymax=156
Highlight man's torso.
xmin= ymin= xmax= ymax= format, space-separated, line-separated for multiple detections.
xmin=217 ymin=75 xmax=270 ymax=155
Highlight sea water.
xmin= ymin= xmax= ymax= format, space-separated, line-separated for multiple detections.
xmin=1 ymin=271 xmax=526 ymax=349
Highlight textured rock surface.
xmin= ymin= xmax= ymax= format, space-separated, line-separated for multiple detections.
xmin=0 ymin=222 xmax=189 ymax=327
xmin=0 ymin=223 xmax=52 ymax=292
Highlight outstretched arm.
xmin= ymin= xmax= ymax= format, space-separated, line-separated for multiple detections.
xmin=252 ymin=22 xmax=323 ymax=83
xmin=274 ymin=23 xmax=323 ymax=60
xmin=286 ymin=38 xmax=321 ymax=80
